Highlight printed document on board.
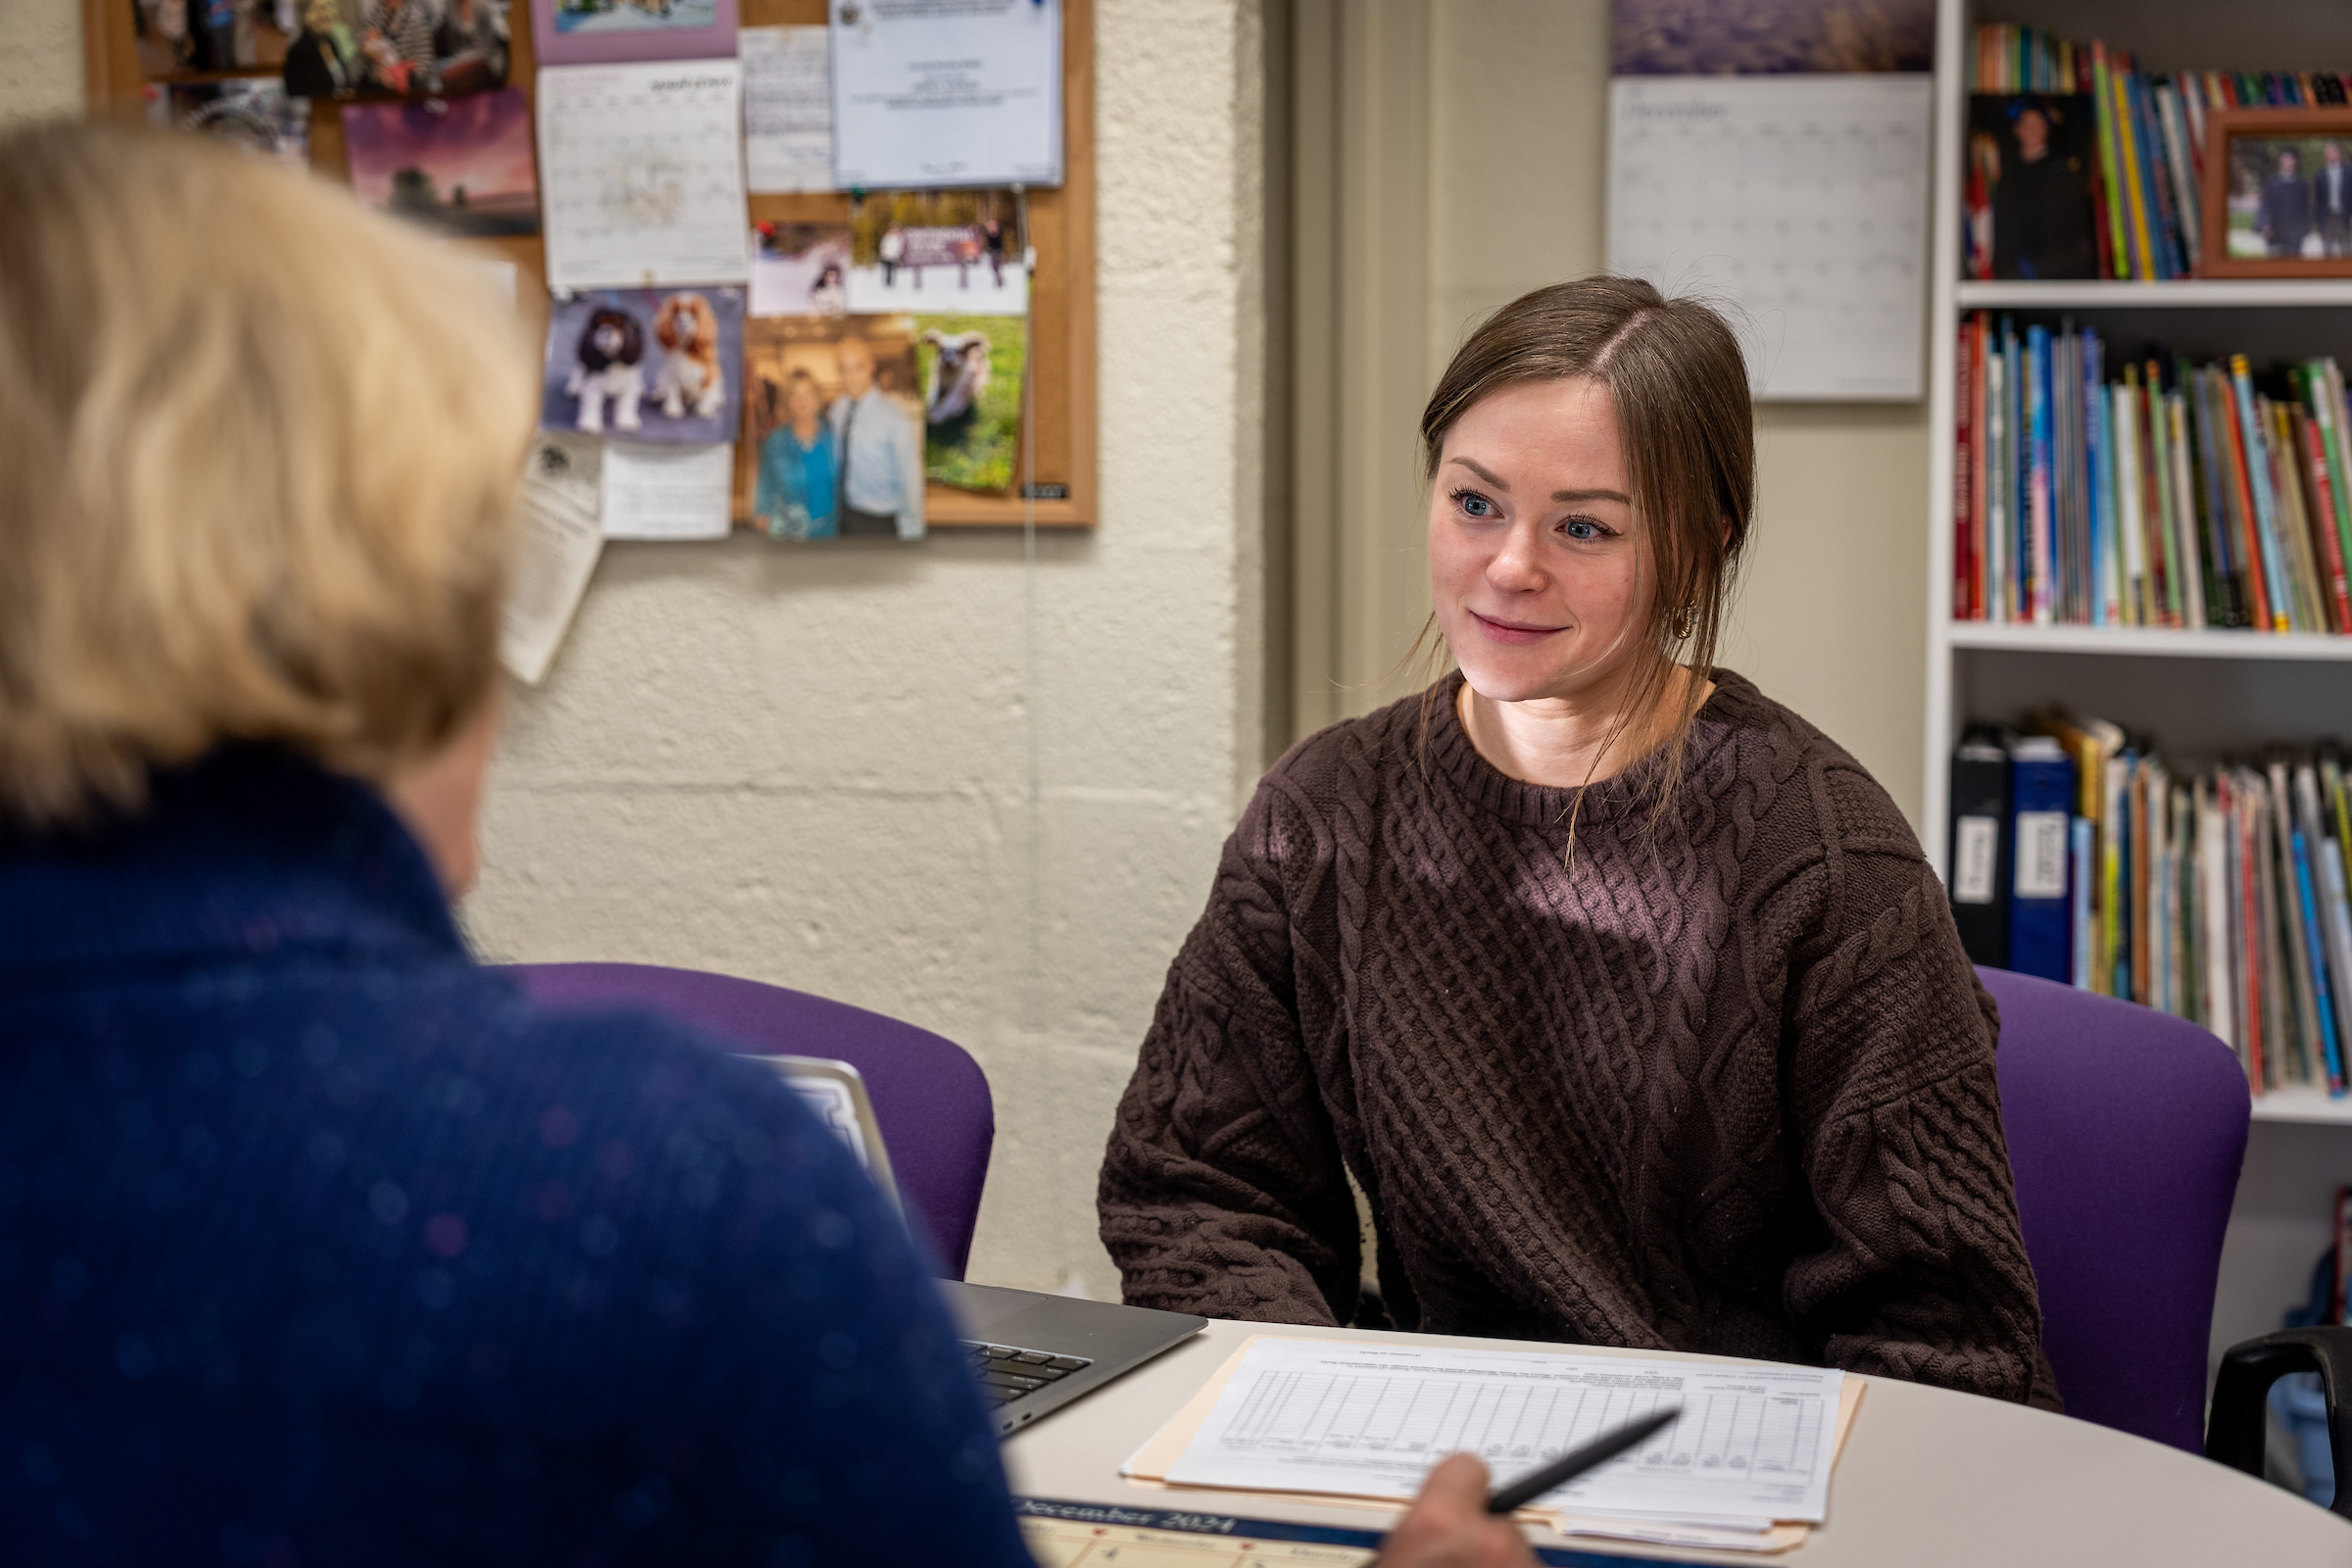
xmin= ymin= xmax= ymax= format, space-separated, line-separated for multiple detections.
xmin=830 ymin=0 xmax=1062 ymax=189
xmin=742 ymin=25 xmax=834 ymax=193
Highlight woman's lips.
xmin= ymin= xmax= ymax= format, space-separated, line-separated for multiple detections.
xmin=1468 ymin=609 xmax=1568 ymax=646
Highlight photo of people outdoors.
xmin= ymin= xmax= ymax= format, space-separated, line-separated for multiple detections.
xmin=915 ymin=315 xmax=1025 ymax=496
xmin=740 ymin=316 xmax=926 ymax=542
xmin=542 ymin=287 xmax=746 ymax=445
xmin=341 ymin=86 xmax=537 ymax=236
xmin=131 ymin=0 xmax=508 ymax=96
xmin=131 ymin=0 xmax=291 ymax=76
xmin=847 ymin=189 xmax=1030 ymax=317
xmin=1964 ymin=94 xmax=2098 ymax=280
xmin=749 ymin=221 xmax=853 ymax=318
xmin=2227 ymin=133 xmax=2352 ymax=260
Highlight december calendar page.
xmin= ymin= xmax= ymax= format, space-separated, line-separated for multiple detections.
xmin=537 ymin=61 xmax=753 ymax=292
xmin=1606 ymin=74 xmax=1933 ymax=402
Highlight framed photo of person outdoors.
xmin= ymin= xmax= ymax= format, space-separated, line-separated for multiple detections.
xmin=2202 ymin=108 xmax=2352 ymax=279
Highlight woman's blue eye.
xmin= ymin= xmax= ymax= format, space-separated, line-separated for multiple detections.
xmin=1455 ymin=490 xmax=1494 ymax=518
xmin=1562 ymin=518 xmax=1603 ymax=540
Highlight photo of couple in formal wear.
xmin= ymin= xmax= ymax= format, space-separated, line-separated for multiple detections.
xmin=742 ymin=317 xmax=926 ymax=542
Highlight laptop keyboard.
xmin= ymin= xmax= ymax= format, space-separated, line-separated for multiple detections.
xmin=964 ymin=1341 xmax=1093 ymax=1404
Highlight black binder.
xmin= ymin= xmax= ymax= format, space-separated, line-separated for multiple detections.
xmin=1948 ymin=725 xmax=2011 ymax=967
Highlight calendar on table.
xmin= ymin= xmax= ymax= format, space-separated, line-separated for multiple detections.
xmin=1606 ymin=74 xmax=1933 ymax=401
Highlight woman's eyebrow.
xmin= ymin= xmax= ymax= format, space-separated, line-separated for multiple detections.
xmin=1553 ymin=487 xmax=1632 ymax=504
xmin=1446 ymin=456 xmax=1509 ymax=489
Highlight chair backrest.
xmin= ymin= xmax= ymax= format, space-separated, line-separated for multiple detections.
xmin=1980 ymin=965 xmax=2251 ymax=1451
xmin=503 ymin=962 xmax=994 ymax=1280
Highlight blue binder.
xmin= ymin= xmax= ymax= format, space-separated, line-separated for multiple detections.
xmin=2007 ymin=737 xmax=2076 ymax=982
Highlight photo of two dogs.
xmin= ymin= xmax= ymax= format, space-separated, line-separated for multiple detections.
xmin=542 ymin=287 xmax=743 ymax=445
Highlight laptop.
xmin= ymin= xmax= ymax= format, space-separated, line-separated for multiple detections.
xmin=755 ymin=1055 xmax=1207 ymax=1437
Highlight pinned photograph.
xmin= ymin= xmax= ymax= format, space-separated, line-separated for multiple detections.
xmin=847 ymin=189 xmax=1030 ymax=317
xmin=543 ymin=286 xmax=746 ymax=445
xmin=1964 ymin=94 xmax=2098 ymax=281
xmin=749 ymin=221 xmax=853 ymax=318
xmin=342 ymin=87 xmax=538 ymax=237
xmin=145 ymin=79 xmax=310 ymax=169
xmin=740 ymin=315 xmax=926 ymax=541
xmin=532 ymin=0 xmax=738 ymax=68
xmin=915 ymin=315 xmax=1025 ymax=496
xmin=272 ymin=0 xmax=509 ymax=99
xmin=1611 ymin=0 xmax=1934 ymax=74
xmin=132 ymin=0 xmax=289 ymax=77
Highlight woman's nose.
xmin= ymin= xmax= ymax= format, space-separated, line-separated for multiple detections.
xmin=1487 ymin=524 xmax=1546 ymax=591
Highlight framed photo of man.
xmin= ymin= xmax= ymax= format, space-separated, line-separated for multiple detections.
xmin=2202 ymin=108 xmax=2352 ymax=279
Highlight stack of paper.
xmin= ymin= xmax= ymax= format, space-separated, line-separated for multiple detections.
xmin=1122 ymin=1338 xmax=1863 ymax=1555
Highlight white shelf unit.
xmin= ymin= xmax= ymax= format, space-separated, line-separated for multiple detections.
xmin=1921 ymin=0 xmax=2352 ymax=1371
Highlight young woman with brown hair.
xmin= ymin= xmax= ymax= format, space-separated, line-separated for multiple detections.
xmin=1100 ymin=276 xmax=2060 ymax=1409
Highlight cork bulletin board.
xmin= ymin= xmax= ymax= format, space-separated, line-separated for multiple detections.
xmin=82 ymin=0 xmax=1098 ymax=529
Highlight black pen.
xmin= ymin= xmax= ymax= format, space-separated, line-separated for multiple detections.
xmin=1484 ymin=1405 xmax=1683 ymax=1515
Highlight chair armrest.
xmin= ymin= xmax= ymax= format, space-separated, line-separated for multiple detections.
xmin=2207 ymin=1326 xmax=2352 ymax=1517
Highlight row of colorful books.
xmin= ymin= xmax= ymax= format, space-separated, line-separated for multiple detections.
xmin=1949 ymin=719 xmax=2352 ymax=1097
xmin=1968 ymin=25 xmax=2349 ymax=280
xmin=1978 ymin=24 xmax=2352 ymax=107
xmin=1953 ymin=317 xmax=2352 ymax=632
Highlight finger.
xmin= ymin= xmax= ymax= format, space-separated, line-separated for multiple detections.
xmin=1418 ymin=1452 xmax=1493 ymax=1512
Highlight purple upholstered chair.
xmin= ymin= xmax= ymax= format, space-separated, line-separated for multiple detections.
xmin=1980 ymin=965 xmax=2252 ymax=1452
xmin=503 ymin=962 xmax=994 ymax=1280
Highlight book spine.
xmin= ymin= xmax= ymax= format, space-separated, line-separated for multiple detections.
xmin=1987 ymin=335 xmax=2008 ymax=621
xmin=2269 ymin=400 xmax=2326 ymax=631
xmin=2030 ymin=326 xmax=2055 ymax=623
xmin=2191 ymin=365 xmax=2245 ymax=627
xmin=2145 ymin=367 xmax=2185 ymax=626
xmin=2130 ymin=72 xmax=2183 ymax=278
xmin=1975 ymin=319 xmax=1993 ymax=619
xmin=2071 ymin=815 xmax=2095 ymax=989
xmin=2155 ymin=79 xmax=2202 ymax=272
xmin=2220 ymin=362 xmax=2280 ymax=630
xmin=1954 ymin=320 xmax=1973 ymax=619
xmin=2113 ymin=59 xmax=2159 ymax=279
xmin=2013 ymin=324 xmax=2032 ymax=620
xmin=2115 ymin=373 xmax=2147 ymax=624
xmin=2321 ymin=359 xmax=2352 ymax=613
xmin=2299 ymin=401 xmax=2352 ymax=631
xmin=2166 ymin=387 xmax=2209 ymax=629
xmin=2090 ymin=43 xmax=2132 ymax=278
xmin=2295 ymin=821 xmax=2346 ymax=1094
xmin=2238 ymin=778 xmax=2267 ymax=1087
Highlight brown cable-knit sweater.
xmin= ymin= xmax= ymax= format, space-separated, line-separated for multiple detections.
xmin=1100 ymin=670 xmax=2059 ymax=1408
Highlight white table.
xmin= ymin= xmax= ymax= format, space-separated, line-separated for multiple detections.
xmin=1003 ymin=1320 xmax=2352 ymax=1565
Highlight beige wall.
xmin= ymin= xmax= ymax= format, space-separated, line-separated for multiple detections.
xmin=1423 ymin=0 xmax=1931 ymax=831
xmin=3 ymin=0 xmax=1270 ymax=1302
xmin=0 ymin=0 xmax=81 ymax=122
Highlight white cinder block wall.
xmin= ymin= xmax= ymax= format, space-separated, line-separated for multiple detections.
xmin=467 ymin=1 xmax=1270 ymax=1300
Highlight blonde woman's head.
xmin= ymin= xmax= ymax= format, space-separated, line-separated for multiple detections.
xmin=0 ymin=117 xmax=535 ymax=830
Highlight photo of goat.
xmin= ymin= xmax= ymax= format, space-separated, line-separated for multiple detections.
xmin=914 ymin=314 xmax=1025 ymax=495
xmin=541 ymin=286 xmax=744 ymax=444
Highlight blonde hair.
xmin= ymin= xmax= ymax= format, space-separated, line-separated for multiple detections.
xmin=0 ymin=118 xmax=536 ymax=828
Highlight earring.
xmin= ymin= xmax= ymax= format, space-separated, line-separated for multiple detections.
xmin=1668 ymin=604 xmax=1698 ymax=640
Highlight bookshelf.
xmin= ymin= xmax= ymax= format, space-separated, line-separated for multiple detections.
xmin=1922 ymin=0 xmax=2352 ymax=1372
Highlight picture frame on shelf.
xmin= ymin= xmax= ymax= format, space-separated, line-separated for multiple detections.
xmin=2201 ymin=107 xmax=2352 ymax=279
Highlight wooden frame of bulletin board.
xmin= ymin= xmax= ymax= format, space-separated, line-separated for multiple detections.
xmin=82 ymin=0 xmax=1098 ymax=529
